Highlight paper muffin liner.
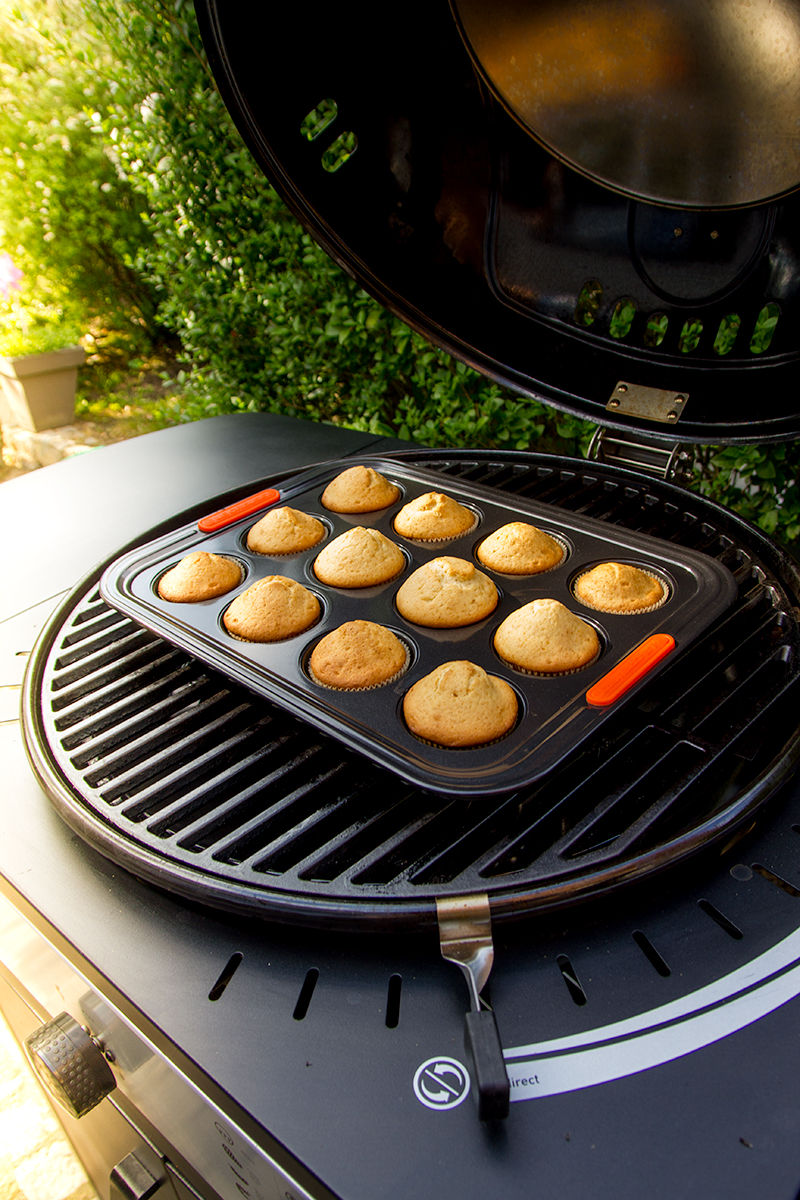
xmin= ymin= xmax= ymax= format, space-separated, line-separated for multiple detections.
xmin=404 ymin=703 xmax=519 ymax=751
xmin=224 ymin=617 xmax=321 ymax=645
xmin=313 ymin=562 xmax=407 ymax=589
xmin=222 ymin=593 xmax=324 ymax=644
xmin=307 ymin=642 xmax=411 ymax=691
xmin=572 ymin=568 xmax=670 ymax=615
xmin=495 ymin=643 xmax=602 ymax=678
xmin=393 ymin=511 xmax=479 ymax=544
xmin=477 ymin=533 xmax=569 ymax=577
xmin=246 ymin=538 xmax=325 ymax=557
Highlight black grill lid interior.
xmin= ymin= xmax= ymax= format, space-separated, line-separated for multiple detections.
xmin=195 ymin=0 xmax=800 ymax=444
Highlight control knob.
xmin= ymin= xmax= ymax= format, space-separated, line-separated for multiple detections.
xmin=24 ymin=1011 xmax=116 ymax=1118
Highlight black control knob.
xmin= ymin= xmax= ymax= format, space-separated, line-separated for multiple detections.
xmin=25 ymin=1012 xmax=116 ymax=1118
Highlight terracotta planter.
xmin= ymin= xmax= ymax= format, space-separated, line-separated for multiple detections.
xmin=0 ymin=344 xmax=85 ymax=432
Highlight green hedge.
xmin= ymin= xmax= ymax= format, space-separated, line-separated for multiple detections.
xmin=0 ymin=0 xmax=157 ymax=338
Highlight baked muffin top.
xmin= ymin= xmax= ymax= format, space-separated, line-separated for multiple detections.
xmin=314 ymin=528 xmax=407 ymax=588
xmin=223 ymin=575 xmax=320 ymax=642
xmin=393 ymin=492 xmax=476 ymax=541
xmin=403 ymin=660 xmax=518 ymax=748
xmin=493 ymin=598 xmax=600 ymax=674
xmin=247 ymin=506 xmax=325 ymax=555
xmin=309 ymin=620 xmax=408 ymax=690
xmin=395 ymin=556 xmax=498 ymax=628
xmin=313 ymin=526 xmax=405 ymax=588
xmin=477 ymin=521 xmax=564 ymax=575
xmin=158 ymin=551 xmax=241 ymax=603
xmin=574 ymin=562 xmax=665 ymax=613
xmin=320 ymin=465 xmax=400 ymax=513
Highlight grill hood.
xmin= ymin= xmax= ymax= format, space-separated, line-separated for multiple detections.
xmin=195 ymin=0 xmax=800 ymax=444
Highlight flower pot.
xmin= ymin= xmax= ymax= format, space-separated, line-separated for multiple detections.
xmin=0 ymin=345 xmax=85 ymax=432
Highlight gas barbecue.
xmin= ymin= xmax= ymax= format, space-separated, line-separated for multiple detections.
xmin=3 ymin=1 xmax=800 ymax=1198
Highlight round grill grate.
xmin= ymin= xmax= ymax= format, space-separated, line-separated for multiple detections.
xmin=22 ymin=452 xmax=800 ymax=930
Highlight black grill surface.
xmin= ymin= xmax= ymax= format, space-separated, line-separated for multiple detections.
xmin=23 ymin=452 xmax=800 ymax=930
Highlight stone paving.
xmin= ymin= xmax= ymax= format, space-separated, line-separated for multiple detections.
xmin=0 ymin=1017 xmax=96 ymax=1200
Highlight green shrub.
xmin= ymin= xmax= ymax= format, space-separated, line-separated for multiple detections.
xmin=694 ymin=443 xmax=800 ymax=548
xmin=0 ymin=0 xmax=157 ymax=336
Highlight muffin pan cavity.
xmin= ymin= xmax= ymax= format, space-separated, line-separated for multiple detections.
xmin=101 ymin=457 xmax=737 ymax=798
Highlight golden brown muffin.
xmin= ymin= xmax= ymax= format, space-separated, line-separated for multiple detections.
xmin=574 ymin=562 xmax=665 ymax=613
xmin=403 ymin=660 xmax=518 ymax=748
xmin=320 ymin=465 xmax=400 ymax=513
xmin=246 ymin=506 xmax=325 ymax=555
xmin=222 ymin=576 xmax=320 ymax=642
xmin=393 ymin=492 xmax=476 ymax=541
xmin=395 ymin=557 xmax=498 ymax=628
xmin=308 ymin=621 xmax=408 ymax=690
xmin=313 ymin=526 xmax=405 ymax=588
xmin=158 ymin=551 xmax=241 ymax=603
xmin=493 ymin=598 xmax=600 ymax=674
xmin=477 ymin=521 xmax=565 ymax=575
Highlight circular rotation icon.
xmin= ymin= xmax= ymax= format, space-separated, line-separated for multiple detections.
xmin=413 ymin=1056 xmax=471 ymax=1110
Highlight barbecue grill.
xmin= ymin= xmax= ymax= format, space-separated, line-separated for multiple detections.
xmin=3 ymin=1 xmax=800 ymax=1197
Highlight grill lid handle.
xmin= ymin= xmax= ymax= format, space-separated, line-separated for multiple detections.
xmin=437 ymin=894 xmax=510 ymax=1121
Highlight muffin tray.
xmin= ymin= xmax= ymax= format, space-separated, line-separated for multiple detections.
xmin=100 ymin=458 xmax=737 ymax=798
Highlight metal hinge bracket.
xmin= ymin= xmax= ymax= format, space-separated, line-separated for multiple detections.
xmin=588 ymin=426 xmax=695 ymax=484
xmin=607 ymin=381 xmax=688 ymax=424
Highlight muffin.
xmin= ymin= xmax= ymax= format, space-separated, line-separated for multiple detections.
xmin=574 ymin=562 xmax=665 ymax=613
xmin=308 ymin=620 xmax=408 ymax=690
xmin=477 ymin=521 xmax=564 ymax=575
xmin=403 ymin=660 xmax=518 ymax=748
xmin=395 ymin=557 xmax=498 ymax=628
xmin=223 ymin=575 xmax=320 ymax=642
xmin=313 ymin=526 xmax=405 ymax=588
xmin=247 ymin=506 xmax=325 ymax=555
xmin=393 ymin=492 xmax=476 ymax=541
xmin=158 ymin=551 xmax=241 ymax=603
xmin=493 ymin=598 xmax=600 ymax=674
xmin=321 ymin=465 xmax=400 ymax=513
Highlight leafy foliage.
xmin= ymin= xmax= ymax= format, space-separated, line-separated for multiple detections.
xmin=694 ymin=443 xmax=800 ymax=547
xmin=0 ymin=0 xmax=157 ymax=337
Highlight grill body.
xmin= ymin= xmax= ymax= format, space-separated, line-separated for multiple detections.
xmin=4 ymin=415 xmax=800 ymax=1200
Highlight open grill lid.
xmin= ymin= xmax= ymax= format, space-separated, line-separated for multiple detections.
xmin=195 ymin=0 xmax=800 ymax=445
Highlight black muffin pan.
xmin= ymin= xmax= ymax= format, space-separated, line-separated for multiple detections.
xmin=100 ymin=458 xmax=737 ymax=798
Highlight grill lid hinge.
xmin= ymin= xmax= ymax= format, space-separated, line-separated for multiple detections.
xmin=588 ymin=426 xmax=695 ymax=485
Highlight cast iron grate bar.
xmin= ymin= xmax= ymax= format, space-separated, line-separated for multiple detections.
xmin=59 ymin=662 xmax=211 ymax=751
xmin=188 ymin=753 xmax=348 ymax=856
xmin=50 ymin=638 xmax=176 ymax=707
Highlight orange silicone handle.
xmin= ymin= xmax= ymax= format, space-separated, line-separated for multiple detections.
xmin=197 ymin=488 xmax=281 ymax=532
xmin=586 ymin=634 xmax=675 ymax=707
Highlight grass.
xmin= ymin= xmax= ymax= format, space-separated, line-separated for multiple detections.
xmin=73 ymin=326 xmax=186 ymax=443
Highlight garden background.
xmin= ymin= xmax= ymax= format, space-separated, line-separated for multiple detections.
xmin=1 ymin=0 xmax=798 ymax=546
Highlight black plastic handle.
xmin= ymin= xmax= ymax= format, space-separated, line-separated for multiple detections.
xmin=464 ymin=1009 xmax=510 ymax=1121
